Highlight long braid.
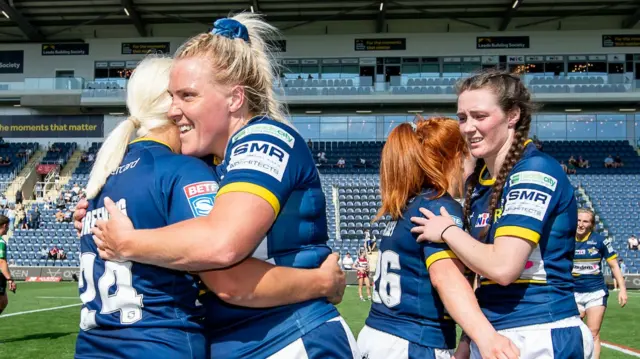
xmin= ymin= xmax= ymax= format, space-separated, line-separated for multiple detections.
xmin=463 ymin=160 xmax=484 ymax=231
xmin=484 ymin=120 xmax=531 ymax=238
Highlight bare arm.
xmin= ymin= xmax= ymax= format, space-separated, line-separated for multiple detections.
xmin=607 ymin=258 xmax=628 ymax=307
xmin=440 ymin=227 xmax=534 ymax=286
xmin=201 ymin=254 xmax=344 ymax=307
xmin=94 ymin=193 xmax=275 ymax=271
xmin=430 ymin=258 xmax=519 ymax=359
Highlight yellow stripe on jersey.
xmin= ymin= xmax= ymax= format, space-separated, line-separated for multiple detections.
xmin=495 ymin=226 xmax=540 ymax=244
xmin=481 ymin=279 xmax=547 ymax=285
xmin=129 ymin=137 xmax=174 ymax=152
xmin=425 ymin=250 xmax=458 ymax=269
xmin=217 ymin=182 xmax=281 ymax=215
xmin=606 ymin=253 xmax=618 ymax=261
xmin=574 ymin=258 xmax=600 ymax=262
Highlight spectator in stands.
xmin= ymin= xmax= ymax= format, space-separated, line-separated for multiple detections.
xmin=63 ymin=209 xmax=72 ymax=223
xmin=57 ymin=247 xmax=67 ymax=260
xmin=55 ymin=209 xmax=64 ymax=223
xmin=30 ymin=206 xmax=40 ymax=229
xmin=56 ymin=194 xmax=66 ymax=209
xmin=614 ymin=154 xmax=623 ymax=168
xmin=560 ymin=160 xmax=568 ymax=173
xmin=48 ymin=246 xmax=59 ymax=260
xmin=14 ymin=205 xmax=24 ymax=229
xmin=628 ymin=235 xmax=638 ymax=250
xmin=87 ymin=152 xmax=95 ymax=162
xmin=81 ymin=153 xmax=89 ymax=162
xmin=568 ymin=155 xmax=578 ymax=167
xmin=39 ymin=246 xmax=48 ymax=259
xmin=5 ymin=206 xmax=14 ymax=232
xmin=317 ymin=151 xmax=327 ymax=164
xmin=0 ymin=195 xmax=6 ymax=208
xmin=342 ymin=252 xmax=354 ymax=270
xmin=64 ymin=190 xmax=72 ymax=203
xmin=363 ymin=229 xmax=377 ymax=254
xmin=15 ymin=189 xmax=22 ymax=205
xmin=604 ymin=154 xmax=614 ymax=168
xmin=567 ymin=160 xmax=577 ymax=174
xmin=336 ymin=157 xmax=346 ymax=168
xmin=355 ymin=157 xmax=368 ymax=168
xmin=307 ymin=139 xmax=312 ymax=148
xmin=21 ymin=212 xmax=31 ymax=230
xmin=577 ymin=156 xmax=590 ymax=169
xmin=72 ymin=183 xmax=81 ymax=194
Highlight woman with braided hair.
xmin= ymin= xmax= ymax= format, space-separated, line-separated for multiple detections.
xmin=411 ymin=70 xmax=594 ymax=359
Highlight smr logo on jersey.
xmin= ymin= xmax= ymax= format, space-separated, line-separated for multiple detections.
xmin=228 ymin=140 xmax=290 ymax=182
xmin=502 ymin=189 xmax=551 ymax=221
xmin=183 ymin=181 xmax=218 ymax=217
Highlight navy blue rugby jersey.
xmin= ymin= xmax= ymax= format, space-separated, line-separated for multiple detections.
xmin=365 ymin=189 xmax=464 ymax=350
xmin=76 ymin=139 xmax=218 ymax=359
xmin=468 ymin=140 xmax=579 ymax=330
xmin=573 ymin=231 xmax=617 ymax=293
xmin=201 ymin=117 xmax=338 ymax=359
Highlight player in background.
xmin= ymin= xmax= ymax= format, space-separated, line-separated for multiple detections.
xmin=411 ymin=70 xmax=594 ymax=359
xmin=358 ymin=117 xmax=518 ymax=359
xmin=355 ymin=251 xmax=372 ymax=301
xmin=86 ymin=13 xmax=359 ymax=359
xmin=75 ymin=56 xmax=346 ymax=359
xmin=573 ymin=208 xmax=627 ymax=359
xmin=0 ymin=215 xmax=16 ymax=315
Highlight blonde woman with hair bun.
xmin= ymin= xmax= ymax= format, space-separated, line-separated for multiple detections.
xmin=75 ymin=52 xmax=347 ymax=359
xmin=88 ymin=13 xmax=359 ymax=358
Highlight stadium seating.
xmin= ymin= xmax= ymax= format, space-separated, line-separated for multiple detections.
xmin=309 ymin=141 xmax=382 ymax=174
xmin=6 ymin=140 xmax=639 ymax=274
xmin=571 ymin=173 xmax=640 ymax=273
xmin=541 ymin=140 xmax=640 ymax=174
xmin=40 ymin=142 xmax=77 ymax=167
xmin=0 ymin=142 xmax=38 ymax=190
xmin=7 ymin=202 xmax=79 ymax=267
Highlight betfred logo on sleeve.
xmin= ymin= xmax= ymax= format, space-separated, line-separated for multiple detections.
xmin=183 ymin=181 xmax=219 ymax=217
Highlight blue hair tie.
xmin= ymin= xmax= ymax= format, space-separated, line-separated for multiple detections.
xmin=211 ymin=18 xmax=250 ymax=43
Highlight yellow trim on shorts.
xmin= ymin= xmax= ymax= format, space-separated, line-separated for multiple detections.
xmin=494 ymin=226 xmax=540 ymax=244
xmin=481 ymin=279 xmax=547 ymax=285
xmin=606 ymin=254 xmax=618 ymax=261
xmin=425 ymin=250 xmax=458 ymax=269
xmin=217 ymin=182 xmax=281 ymax=215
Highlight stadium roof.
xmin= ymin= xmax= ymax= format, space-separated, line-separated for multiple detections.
xmin=0 ymin=0 xmax=639 ymax=42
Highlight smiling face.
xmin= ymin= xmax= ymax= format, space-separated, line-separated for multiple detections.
xmin=577 ymin=211 xmax=594 ymax=237
xmin=457 ymin=88 xmax=518 ymax=162
xmin=167 ymin=57 xmax=233 ymax=158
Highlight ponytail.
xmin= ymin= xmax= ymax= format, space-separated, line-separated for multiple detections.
xmin=85 ymin=56 xmax=173 ymax=199
xmin=175 ymin=12 xmax=289 ymax=125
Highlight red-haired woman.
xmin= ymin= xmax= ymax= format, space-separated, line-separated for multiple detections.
xmin=357 ymin=117 xmax=519 ymax=359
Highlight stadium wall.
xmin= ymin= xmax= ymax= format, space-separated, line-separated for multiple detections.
xmin=0 ymin=107 xmax=121 ymax=148
xmin=0 ymin=29 xmax=639 ymax=82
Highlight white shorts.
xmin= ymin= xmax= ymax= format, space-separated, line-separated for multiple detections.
xmin=470 ymin=316 xmax=594 ymax=359
xmin=267 ymin=316 xmax=360 ymax=359
xmin=574 ymin=290 xmax=608 ymax=312
xmin=357 ymin=325 xmax=453 ymax=359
